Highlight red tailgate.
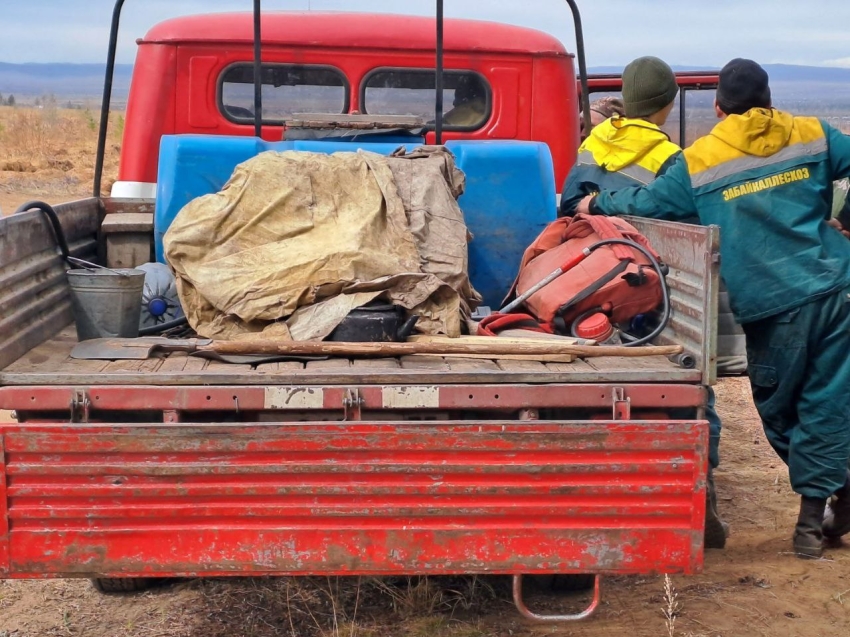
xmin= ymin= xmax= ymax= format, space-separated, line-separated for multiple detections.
xmin=0 ymin=420 xmax=706 ymax=578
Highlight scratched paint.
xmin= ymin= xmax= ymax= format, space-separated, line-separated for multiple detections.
xmin=0 ymin=419 xmax=706 ymax=580
xmin=381 ymin=386 xmax=440 ymax=409
xmin=264 ymin=387 xmax=324 ymax=409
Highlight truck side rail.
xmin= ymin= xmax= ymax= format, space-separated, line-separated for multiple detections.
xmin=0 ymin=199 xmax=100 ymax=371
xmin=627 ymin=218 xmax=720 ymax=385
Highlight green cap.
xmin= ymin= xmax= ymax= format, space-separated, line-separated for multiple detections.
xmin=622 ymin=56 xmax=678 ymax=118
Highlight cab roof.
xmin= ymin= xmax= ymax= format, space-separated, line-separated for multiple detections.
xmin=141 ymin=11 xmax=570 ymax=57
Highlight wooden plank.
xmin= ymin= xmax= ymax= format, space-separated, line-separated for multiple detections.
xmin=445 ymin=357 xmax=501 ymax=372
xmin=546 ymin=360 xmax=602 ymax=374
xmin=203 ymin=359 xmax=254 ymax=373
xmin=208 ymin=340 xmax=678 ymax=358
xmin=58 ymin=358 xmax=108 ymax=374
xmin=157 ymin=352 xmax=190 ymax=373
xmin=423 ymin=353 xmax=574 ymax=363
xmin=1 ymin=331 xmax=695 ymax=385
xmin=352 ymin=358 xmax=401 ymax=370
xmin=254 ymin=361 xmax=305 ymax=372
xmin=588 ymin=355 xmax=680 ymax=373
xmin=305 ymin=358 xmax=352 ymax=371
xmin=496 ymin=359 xmax=550 ymax=372
xmin=496 ymin=329 xmax=586 ymax=343
xmin=100 ymin=213 xmax=154 ymax=234
xmin=137 ymin=357 xmax=165 ymax=373
xmin=0 ymin=367 xmax=701 ymax=386
xmin=399 ymin=355 xmax=449 ymax=371
xmin=410 ymin=334 xmax=582 ymax=346
xmin=4 ymin=327 xmax=77 ymax=373
xmin=102 ymin=356 xmax=166 ymax=374
xmin=183 ymin=356 xmax=209 ymax=372
xmin=106 ymin=234 xmax=153 ymax=268
xmin=101 ymin=198 xmax=155 ymax=215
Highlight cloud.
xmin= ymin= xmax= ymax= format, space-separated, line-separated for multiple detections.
xmin=3 ymin=0 xmax=850 ymax=68
xmin=824 ymin=58 xmax=850 ymax=69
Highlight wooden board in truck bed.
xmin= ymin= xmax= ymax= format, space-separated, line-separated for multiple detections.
xmin=0 ymin=328 xmax=700 ymax=386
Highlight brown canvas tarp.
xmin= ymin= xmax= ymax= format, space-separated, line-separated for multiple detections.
xmin=163 ymin=147 xmax=480 ymax=340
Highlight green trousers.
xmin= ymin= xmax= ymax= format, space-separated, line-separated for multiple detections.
xmin=706 ymin=387 xmax=721 ymax=470
xmin=742 ymin=286 xmax=850 ymax=499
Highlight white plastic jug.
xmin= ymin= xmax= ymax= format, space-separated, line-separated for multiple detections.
xmin=136 ymin=262 xmax=184 ymax=330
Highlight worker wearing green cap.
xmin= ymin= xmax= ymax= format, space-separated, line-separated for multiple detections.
xmin=560 ymin=55 xmax=729 ymax=549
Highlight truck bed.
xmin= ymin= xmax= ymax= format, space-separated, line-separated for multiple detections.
xmin=1 ymin=327 xmax=699 ymax=386
xmin=0 ymin=200 xmax=716 ymax=390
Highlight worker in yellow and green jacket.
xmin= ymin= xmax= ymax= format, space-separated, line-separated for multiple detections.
xmin=560 ymin=56 xmax=729 ymax=550
xmin=577 ymin=58 xmax=850 ymax=559
xmin=559 ymin=57 xmax=681 ymax=216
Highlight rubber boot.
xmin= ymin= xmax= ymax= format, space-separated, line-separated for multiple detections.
xmin=823 ymin=470 xmax=850 ymax=540
xmin=704 ymin=469 xmax=730 ymax=549
xmin=793 ymin=496 xmax=826 ymax=559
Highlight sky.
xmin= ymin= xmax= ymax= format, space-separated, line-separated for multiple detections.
xmin=1 ymin=0 xmax=849 ymax=68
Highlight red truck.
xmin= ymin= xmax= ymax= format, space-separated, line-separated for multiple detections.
xmin=0 ymin=2 xmax=719 ymax=622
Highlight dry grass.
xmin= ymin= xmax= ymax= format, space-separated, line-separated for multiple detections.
xmin=0 ymin=103 xmax=121 ymax=212
xmin=663 ymin=574 xmax=681 ymax=637
xmin=188 ymin=576 xmax=501 ymax=637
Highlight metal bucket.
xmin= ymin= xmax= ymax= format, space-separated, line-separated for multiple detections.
xmin=67 ymin=268 xmax=146 ymax=341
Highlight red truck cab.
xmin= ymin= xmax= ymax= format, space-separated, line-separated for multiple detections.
xmin=114 ymin=12 xmax=580 ymax=199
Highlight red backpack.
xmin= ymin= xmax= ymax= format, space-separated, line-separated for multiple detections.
xmin=509 ymin=214 xmax=664 ymax=331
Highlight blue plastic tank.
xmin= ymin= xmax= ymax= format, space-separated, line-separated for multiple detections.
xmin=154 ymin=136 xmax=556 ymax=307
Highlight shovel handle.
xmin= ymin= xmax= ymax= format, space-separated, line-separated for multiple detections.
xmin=500 ymin=248 xmax=591 ymax=313
xmin=205 ymin=340 xmax=682 ymax=358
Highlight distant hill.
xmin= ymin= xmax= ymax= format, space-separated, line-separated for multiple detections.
xmin=0 ymin=63 xmax=134 ymax=102
xmin=1 ymin=61 xmax=849 ymax=109
xmin=589 ymin=64 xmax=850 ymax=82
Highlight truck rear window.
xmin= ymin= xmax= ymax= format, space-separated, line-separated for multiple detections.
xmin=219 ymin=64 xmax=349 ymax=124
xmin=361 ymin=69 xmax=491 ymax=131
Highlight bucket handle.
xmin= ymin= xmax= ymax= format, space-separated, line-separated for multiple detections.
xmin=67 ymin=256 xmax=131 ymax=278
xmin=16 ymin=201 xmax=130 ymax=277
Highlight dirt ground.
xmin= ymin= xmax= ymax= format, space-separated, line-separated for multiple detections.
xmin=2 ymin=106 xmax=849 ymax=636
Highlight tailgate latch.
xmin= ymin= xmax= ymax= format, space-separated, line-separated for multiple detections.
xmin=612 ymin=387 xmax=631 ymax=420
xmin=70 ymin=389 xmax=91 ymax=423
xmin=342 ymin=388 xmax=364 ymax=421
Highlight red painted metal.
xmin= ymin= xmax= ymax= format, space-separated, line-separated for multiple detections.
xmin=0 ymin=419 xmax=706 ymax=578
xmin=119 ymin=12 xmax=578 ymax=189
xmin=0 ymin=434 xmax=9 ymax=574
xmin=0 ymin=384 xmax=705 ymax=413
xmin=142 ymin=12 xmax=568 ymax=55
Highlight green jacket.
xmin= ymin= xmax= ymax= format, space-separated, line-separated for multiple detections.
xmin=592 ymin=108 xmax=850 ymax=323
xmin=559 ymin=116 xmax=681 ymax=216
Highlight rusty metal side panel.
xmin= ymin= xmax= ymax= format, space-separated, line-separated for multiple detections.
xmin=627 ymin=217 xmax=720 ymax=385
xmin=0 ymin=383 xmax=706 ymax=412
xmin=0 ymin=199 xmax=101 ymax=371
xmin=0 ymin=420 xmax=706 ymax=578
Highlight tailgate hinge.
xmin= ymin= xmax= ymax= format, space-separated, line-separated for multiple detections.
xmin=70 ymin=389 xmax=91 ymax=423
xmin=612 ymin=387 xmax=631 ymax=420
xmin=342 ymin=388 xmax=364 ymax=421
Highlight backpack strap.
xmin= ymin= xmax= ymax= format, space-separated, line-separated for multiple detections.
xmin=556 ymin=259 xmax=631 ymax=316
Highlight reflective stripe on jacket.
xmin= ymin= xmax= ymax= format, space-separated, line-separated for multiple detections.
xmin=593 ymin=108 xmax=850 ymax=323
xmin=560 ymin=116 xmax=681 ymax=216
